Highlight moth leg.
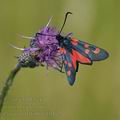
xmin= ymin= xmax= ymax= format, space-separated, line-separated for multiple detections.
xmin=60 ymin=61 xmax=64 ymax=73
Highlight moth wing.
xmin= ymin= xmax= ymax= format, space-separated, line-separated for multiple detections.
xmin=61 ymin=48 xmax=78 ymax=85
xmin=71 ymin=38 xmax=109 ymax=62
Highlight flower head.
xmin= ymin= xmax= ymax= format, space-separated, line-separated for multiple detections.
xmin=18 ymin=19 xmax=63 ymax=71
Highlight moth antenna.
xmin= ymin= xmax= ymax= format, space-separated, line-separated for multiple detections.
xmin=9 ymin=43 xmax=24 ymax=51
xmin=59 ymin=12 xmax=72 ymax=35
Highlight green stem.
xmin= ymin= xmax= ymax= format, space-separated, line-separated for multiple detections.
xmin=0 ymin=63 xmax=21 ymax=113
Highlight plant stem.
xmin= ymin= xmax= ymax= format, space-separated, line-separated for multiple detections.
xmin=0 ymin=63 xmax=21 ymax=113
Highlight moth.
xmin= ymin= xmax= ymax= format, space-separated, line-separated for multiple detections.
xmin=36 ymin=12 xmax=109 ymax=85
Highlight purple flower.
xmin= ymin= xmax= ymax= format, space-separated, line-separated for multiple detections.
xmin=18 ymin=19 xmax=63 ymax=71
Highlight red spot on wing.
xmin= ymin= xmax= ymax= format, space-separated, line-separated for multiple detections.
xmin=72 ymin=37 xmax=78 ymax=42
xmin=85 ymin=49 xmax=90 ymax=54
xmin=93 ymin=48 xmax=100 ymax=54
xmin=71 ymin=37 xmax=78 ymax=46
xmin=84 ymin=44 xmax=89 ymax=48
xmin=59 ymin=48 xmax=66 ymax=54
xmin=72 ymin=49 xmax=91 ymax=64
xmin=59 ymin=48 xmax=64 ymax=53
xmin=67 ymin=70 xmax=71 ymax=76
xmin=68 ymin=63 xmax=72 ymax=67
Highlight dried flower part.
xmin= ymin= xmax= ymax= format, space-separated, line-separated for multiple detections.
xmin=18 ymin=25 xmax=63 ymax=71
xmin=18 ymin=52 xmax=39 ymax=68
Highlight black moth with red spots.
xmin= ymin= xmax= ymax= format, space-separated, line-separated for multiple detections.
xmin=56 ymin=35 xmax=109 ymax=85
xmin=55 ymin=12 xmax=109 ymax=85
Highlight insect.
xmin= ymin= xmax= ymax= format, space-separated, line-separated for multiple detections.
xmin=36 ymin=12 xmax=109 ymax=86
xmin=0 ymin=12 xmax=109 ymax=115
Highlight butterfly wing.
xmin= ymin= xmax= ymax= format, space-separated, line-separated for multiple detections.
xmin=71 ymin=38 xmax=109 ymax=62
xmin=58 ymin=37 xmax=109 ymax=85
xmin=60 ymin=48 xmax=78 ymax=85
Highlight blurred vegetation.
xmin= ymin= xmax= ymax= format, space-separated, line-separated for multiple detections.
xmin=0 ymin=0 xmax=120 ymax=120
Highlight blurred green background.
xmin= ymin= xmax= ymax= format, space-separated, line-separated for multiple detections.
xmin=0 ymin=0 xmax=119 ymax=120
